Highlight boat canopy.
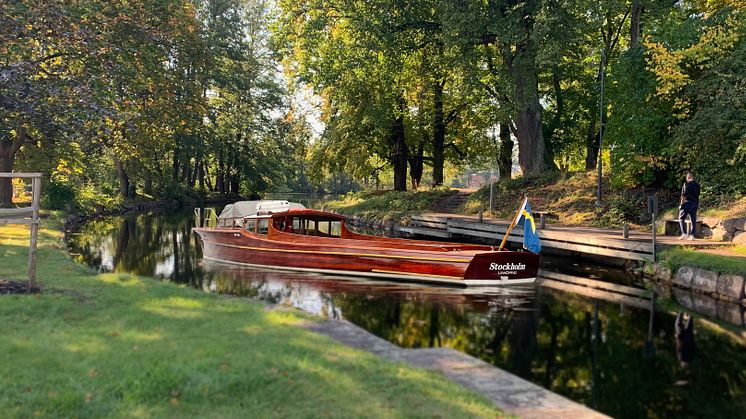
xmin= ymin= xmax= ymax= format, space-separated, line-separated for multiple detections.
xmin=217 ymin=200 xmax=305 ymax=227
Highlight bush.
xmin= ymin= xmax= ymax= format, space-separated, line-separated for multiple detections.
xmin=42 ymin=180 xmax=76 ymax=210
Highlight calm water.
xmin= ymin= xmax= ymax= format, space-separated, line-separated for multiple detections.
xmin=65 ymin=208 xmax=746 ymax=418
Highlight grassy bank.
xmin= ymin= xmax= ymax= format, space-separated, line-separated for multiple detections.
xmin=659 ymin=246 xmax=746 ymax=276
xmin=0 ymin=216 xmax=502 ymax=418
xmin=324 ymin=188 xmax=455 ymax=221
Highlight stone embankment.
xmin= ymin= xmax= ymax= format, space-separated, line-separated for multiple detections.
xmin=645 ymin=263 xmax=745 ymax=327
xmin=699 ymin=216 xmax=746 ymax=243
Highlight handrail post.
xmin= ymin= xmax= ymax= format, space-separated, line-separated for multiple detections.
xmin=27 ymin=176 xmax=41 ymax=291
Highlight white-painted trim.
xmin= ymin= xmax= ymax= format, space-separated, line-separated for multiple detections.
xmin=202 ymin=256 xmax=536 ymax=287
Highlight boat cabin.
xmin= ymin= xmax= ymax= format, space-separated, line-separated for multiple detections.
xmin=216 ymin=200 xmax=350 ymax=239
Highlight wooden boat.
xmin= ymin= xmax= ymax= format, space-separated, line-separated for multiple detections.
xmin=193 ymin=200 xmax=540 ymax=286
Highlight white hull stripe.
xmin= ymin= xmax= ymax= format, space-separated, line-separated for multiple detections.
xmin=203 ymin=256 xmax=536 ymax=287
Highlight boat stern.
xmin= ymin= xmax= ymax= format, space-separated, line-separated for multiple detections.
xmin=463 ymin=251 xmax=540 ymax=285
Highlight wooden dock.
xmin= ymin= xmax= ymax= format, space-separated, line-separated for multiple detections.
xmin=399 ymin=213 xmax=729 ymax=263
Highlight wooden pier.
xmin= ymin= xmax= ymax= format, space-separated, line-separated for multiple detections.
xmin=399 ymin=213 xmax=729 ymax=263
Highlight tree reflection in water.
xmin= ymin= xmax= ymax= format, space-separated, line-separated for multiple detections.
xmin=66 ymin=210 xmax=746 ymax=419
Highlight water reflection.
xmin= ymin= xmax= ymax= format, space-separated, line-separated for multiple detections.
xmin=65 ymin=209 xmax=746 ymax=419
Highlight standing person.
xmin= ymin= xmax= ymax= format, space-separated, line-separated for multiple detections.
xmin=678 ymin=171 xmax=700 ymax=240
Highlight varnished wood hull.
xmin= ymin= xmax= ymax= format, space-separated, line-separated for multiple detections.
xmin=194 ymin=228 xmax=539 ymax=287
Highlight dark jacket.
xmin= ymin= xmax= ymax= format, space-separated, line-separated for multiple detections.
xmin=681 ymin=180 xmax=700 ymax=207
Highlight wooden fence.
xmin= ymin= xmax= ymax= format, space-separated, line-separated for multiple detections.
xmin=0 ymin=173 xmax=42 ymax=289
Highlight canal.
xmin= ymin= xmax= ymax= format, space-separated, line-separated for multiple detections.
xmin=65 ymin=208 xmax=746 ymax=419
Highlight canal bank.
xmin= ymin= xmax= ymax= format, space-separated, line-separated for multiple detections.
xmin=0 ymin=215 xmax=505 ymax=418
xmin=62 ymin=209 xmax=746 ymax=418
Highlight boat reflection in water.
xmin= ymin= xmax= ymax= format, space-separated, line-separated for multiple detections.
xmin=66 ymin=209 xmax=746 ymax=419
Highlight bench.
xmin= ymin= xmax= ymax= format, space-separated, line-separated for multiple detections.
xmin=664 ymin=219 xmax=702 ymax=236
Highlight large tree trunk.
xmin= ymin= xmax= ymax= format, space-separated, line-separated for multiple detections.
xmin=216 ymin=149 xmax=225 ymax=194
xmin=498 ymin=123 xmax=513 ymax=180
xmin=506 ymin=4 xmax=554 ymax=175
xmin=115 ymin=158 xmax=130 ymax=198
xmin=391 ymin=97 xmax=408 ymax=191
xmin=432 ymin=81 xmax=446 ymax=186
xmin=585 ymin=117 xmax=599 ymax=170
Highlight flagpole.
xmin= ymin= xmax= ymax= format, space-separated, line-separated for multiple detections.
xmin=498 ymin=196 xmax=527 ymax=251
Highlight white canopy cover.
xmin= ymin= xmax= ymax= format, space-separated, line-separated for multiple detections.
xmin=217 ymin=200 xmax=305 ymax=226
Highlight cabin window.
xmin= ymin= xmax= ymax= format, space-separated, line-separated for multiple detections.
xmin=330 ymin=221 xmax=342 ymax=237
xmin=257 ymin=219 xmax=269 ymax=235
xmin=244 ymin=219 xmax=257 ymax=232
xmin=318 ymin=220 xmax=330 ymax=235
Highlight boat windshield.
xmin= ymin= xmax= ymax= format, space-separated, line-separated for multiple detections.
xmin=276 ymin=216 xmax=342 ymax=238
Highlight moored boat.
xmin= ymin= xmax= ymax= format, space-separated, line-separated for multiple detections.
xmin=193 ymin=200 xmax=540 ymax=286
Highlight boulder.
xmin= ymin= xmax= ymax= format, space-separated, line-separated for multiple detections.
xmin=711 ymin=228 xmax=733 ymax=242
xmin=721 ymin=218 xmax=746 ymax=234
xmin=733 ymin=231 xmax=746 ymax=245
xmin=716 ymin=301 xmax=744 ymax=327
xmin=699 ymin=226 xmax=713 ymax=238
xmin=672 ymin=288 xmax=693 ymax=310
xmin=700 ymin=216 xmax=721 ymax=229
xmin=673 ymin=266 xmax=695 ymax=288
xmin=717 ymin=273 xmax=745 ymax=302
xmin=690 ymin=293 xmax=718 ymax=318
xmin=691 ymin=267 xmax=718 ymax=294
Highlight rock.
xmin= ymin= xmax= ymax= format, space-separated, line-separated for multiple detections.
xmin=691 ymin=267 xmax=718 ymax=294
xmin=699 ymin=226 xmax=713 ymax=238
xmin=672 ymin=288 xmax=693 ymax=310
xmin=650 ymin=263 xmax=672 ymax=283
xmin=733 ymin=231 xmax=746 ymax=245
xmin=717 ymin=273 xmax=745 ymax=302
xmin=673 ymin=266 xmax=695 ymax=288
xmin=700 ymin=216 xmax=721 ymax=229
xmin=721 ymin=218 xmax=746 ymax=234
xmin=716 ymin=301 xmax=744 ymax=327
xmin=710 ymin=228 xmax=733 ymax=242
xmin=690 ymin=293 xmax=718 ymax=318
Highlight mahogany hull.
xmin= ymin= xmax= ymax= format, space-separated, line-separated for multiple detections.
xmin=194 ymin=228 xmax=539 ymax=286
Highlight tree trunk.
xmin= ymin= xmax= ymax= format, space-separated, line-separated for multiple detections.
xmin=115 ymin=158 xmax=130 ymax=198
xmin=143 ymin=173 xmax=153 ymax=196
xmin=0 ymin=125 xmax=27 ymax=208
xmin=432 ymin=81 xmax=446 ymax=186
xmin=197 ymin=161 xmax=205 ymax=189
xmin=585 ymin=117 xmax=599 ymax=170
xmin=390 ymin=97 xmax=408 ymax=192
xmin=507 ymin=10 xmax=553 ymax=175
xmin=630 ymin=0 xmax=643 ymax=48
xmin=0 ymin=141 xmax=16 ymax=208
xmin=498 ymin=123 xmax=513 ymax=180
xmin=409 ymin=138 xmax=425 ymax=190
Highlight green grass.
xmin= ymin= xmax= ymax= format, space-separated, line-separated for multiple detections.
xmin=324 ymin=188 xmax=455 ymax=222
xmin=659 ymin=246 xmax=746 ymax=276
xmin=0 ymin=216 xmax=502 ymax=418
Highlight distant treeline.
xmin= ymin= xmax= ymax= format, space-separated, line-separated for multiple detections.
xmin=1 ymin=1 xmax=744 ymax=210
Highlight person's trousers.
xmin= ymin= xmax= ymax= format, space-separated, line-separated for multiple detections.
xmin=679 ymin=203 xmax=698 ymax=236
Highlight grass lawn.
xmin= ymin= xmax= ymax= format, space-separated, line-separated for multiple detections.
xmin=324 ymin=188 xmax=455 ymax=222
xmin=0 ymin=216 xmax=502 ymax=418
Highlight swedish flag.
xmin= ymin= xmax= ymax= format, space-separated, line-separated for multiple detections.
xmin=517 ymin=201 xmax=542 ymax=254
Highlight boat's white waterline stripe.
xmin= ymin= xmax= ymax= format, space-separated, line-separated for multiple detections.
xmin=202 ymin=238 xmax=473 ymax=263
xmin=203 ymin=256 xmax=536 ymax=287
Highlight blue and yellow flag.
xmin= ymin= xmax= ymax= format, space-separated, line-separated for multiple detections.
xmin=517 ymin=201 xmax=542 ymax=254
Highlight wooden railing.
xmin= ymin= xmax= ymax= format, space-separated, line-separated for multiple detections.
xmin=0 ymin=173 xmax=42 ymax=289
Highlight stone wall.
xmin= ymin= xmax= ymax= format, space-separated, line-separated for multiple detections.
xmin=699 ymin=216 xmax=746 ymax=243
xmin=644 ymin=263 xmax=745 ymax=327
